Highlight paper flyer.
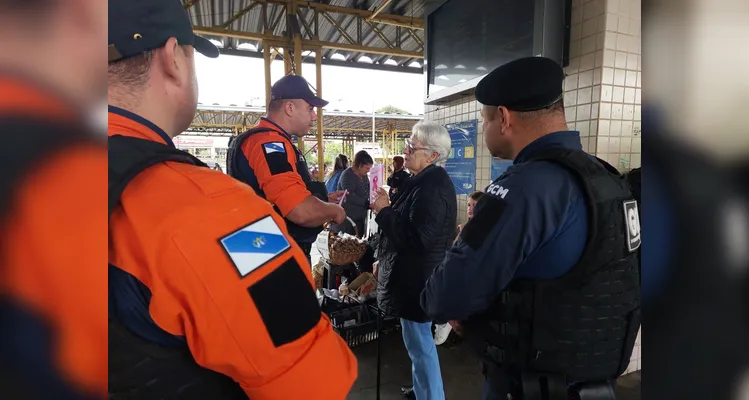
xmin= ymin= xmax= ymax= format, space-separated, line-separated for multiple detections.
xmin=368 ymin=163 xmax=384 ymax=203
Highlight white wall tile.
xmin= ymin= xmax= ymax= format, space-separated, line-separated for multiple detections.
xmin=564 ymin=91 xmax=579 ymax=107
xmin=598 ymin=119 xmax=610 ymax=135
xmin=602 ymin=68 xmax=614 ymax=85
xmin=626 ymin=70 xmax=638 ymax=87
xmin=603 ymin=49 xmax=616 ymax=67
xmin=623 ymin=104 xmax=635 ymax=120
xmin=599 ymin=102 xmax=612 ymax=119
xmin=613 ymin=86 xmax=625 ymax=103
xmin=580 ymin=53 xmax=596 ymax=71
xmin=624 ymin=87 xmax=636 ymax=104
xmin=579 ymin=70 xmax=594 ymax=88
xmin=611 ymin=103 xmax=624 ymax=119
xmin=577 ymin=104 xmax=592 ymax=120
xmin=615 ymin=51 xmax=628 ymax=69
xmin=601 ymin=85 xmax=613 ymax=101
xmin=610 ymin=120 xmax=622 ymax=136
xmin=578 ymin=87 xmax=593 ymax=104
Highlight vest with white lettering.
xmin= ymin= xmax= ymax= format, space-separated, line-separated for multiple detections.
xmin=466 ymin=148 xmax=641 ymax=397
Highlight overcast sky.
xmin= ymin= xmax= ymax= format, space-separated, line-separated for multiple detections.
xmin=195 ymin=52 xmax=426 ymax=115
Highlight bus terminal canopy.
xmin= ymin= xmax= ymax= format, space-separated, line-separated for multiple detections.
xmin=189 ymin=105 xmax=422 ymax=140
xmin=185 ymin=0 xmax=426 ymax=74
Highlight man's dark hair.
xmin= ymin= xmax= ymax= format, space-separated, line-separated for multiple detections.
xmin=108 ymin=51 xmax=155 ymax=99
xmin=354 ymin=150 xmax=374 ymax=167
xmin=469 ymin=191 xmax=485 ymax=201
xmin=268 ymin=99 xmax=287 ymax=113
xmin=515 ymin=99 xmax=565 ymax=120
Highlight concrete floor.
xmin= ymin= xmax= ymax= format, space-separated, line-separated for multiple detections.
xmin=347 ymin=329 xmax=641 ymax=400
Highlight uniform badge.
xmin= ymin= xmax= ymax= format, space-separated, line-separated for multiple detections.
xmin=623 ymin=200 xmax=641 ymax=252
xmin=220 ymin=215 xmax=291 ymax=277
xmin=262 ymin=142 xmax=286 ymax=154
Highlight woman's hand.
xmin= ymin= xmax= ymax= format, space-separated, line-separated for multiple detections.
xmin=370 ymin=188 xmax=390 ymax=213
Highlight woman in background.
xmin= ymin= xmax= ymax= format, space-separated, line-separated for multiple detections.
xmin=387 ymin=155 xmax=411 ymax=202
xmin=325 ymin=154 xmax=348 ymax=194
xmin=433 ymin=190 xmax=484 ymax=346
xmin=337 ymin=151 xmax=373 ymax=237
xmin=371 ymin=122 xmax=456 ymax=400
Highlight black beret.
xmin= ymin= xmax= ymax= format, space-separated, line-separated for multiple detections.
xmin=475 ymin=57 xmax=565 ymax=111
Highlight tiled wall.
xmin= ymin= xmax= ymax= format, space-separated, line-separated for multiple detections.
xmin=565 ymin=0 xmax=642 ymax=170
xmin=424 ymin=0 xmax=642 ymax=375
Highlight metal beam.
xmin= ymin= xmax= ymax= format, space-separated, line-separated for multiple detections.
xmin=194 ymin=26 xmax=423 ymax=58
xmin=255 ymin=0 xmax=423 ymax=30
xmin=222 ymin=1 xmax=259 ymax=28
xmin=367 ymin=0 xmax=395 ymax=22
xmin=363 ymin=20 xmax=395 ymax=49
xmin=316 ymin=49 xmax=324 ymax=180
xmin=217 ymin=48 xmax=423 ymax=74
xmin=320 ymin=12 xmax=357 ymax=45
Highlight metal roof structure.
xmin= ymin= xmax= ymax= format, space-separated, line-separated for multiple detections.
xmin=185 ymin=0 xmax=426 ymax=74
xmin=189 ymin=104 xmax=422 ymax=139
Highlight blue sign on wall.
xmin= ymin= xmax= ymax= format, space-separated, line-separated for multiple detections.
xmin=444 ymin=120 xmax=477 ymax=195
xmin=491 ymin=158 xmax=514 ymax=181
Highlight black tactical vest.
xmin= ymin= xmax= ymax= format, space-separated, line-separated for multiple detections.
xmin=108 ymin=135 xmax=248 ymax=399
xmin=227 ymin=127 xmax=327 ymax=244
xmin=0 ymin=116 xmax=101 ymax=400
xmin=468 ymin=148 xmax=641 ymax=397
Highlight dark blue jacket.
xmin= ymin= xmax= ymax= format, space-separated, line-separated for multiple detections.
xmin=421 ymin=131 xmax=590 ymax=322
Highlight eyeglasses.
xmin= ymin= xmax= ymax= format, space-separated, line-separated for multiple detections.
xmin=404 ymin=139 xmax=429 ymax=154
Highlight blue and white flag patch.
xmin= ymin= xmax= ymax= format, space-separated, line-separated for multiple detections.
xmin=220 ymin=216 xmax=291 ymax=277
xmin=263 ymin=142 xmax=286 ymax=154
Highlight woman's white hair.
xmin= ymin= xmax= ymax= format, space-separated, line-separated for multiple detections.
xmin=411 ymin=121 xmax=452 ymax=167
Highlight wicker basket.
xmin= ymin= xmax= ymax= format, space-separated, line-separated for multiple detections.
xmin=324 ymin=217 xmax=367 ymax=265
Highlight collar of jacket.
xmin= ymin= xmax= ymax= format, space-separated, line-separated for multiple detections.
xmin=513 ymin=130 xmax=582 ymax=165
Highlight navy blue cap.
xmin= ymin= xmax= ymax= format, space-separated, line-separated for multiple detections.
xmin=475 ymin=56 xmax=565 ymax=111
xmin=271 ymin=75 xmax=329 ymax=108
xmin=108 ymin=0 xmax=219 ymax=62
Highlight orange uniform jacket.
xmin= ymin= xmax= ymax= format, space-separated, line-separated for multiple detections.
xmin=108 ymin=108 xmax=357 ymax=398
xmin=0 ymin=77 xmax=108 ymax=398
xmin=239 ymin=118 xmax=311 ymax=217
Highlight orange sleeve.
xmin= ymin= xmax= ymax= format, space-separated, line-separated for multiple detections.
xmin=148 ymin=201 xmax=357 ymax=399
xmin=242 ymin=136 xmax=311 ymax=216
xmin=2 ymin=146 xmax=108 ymax=398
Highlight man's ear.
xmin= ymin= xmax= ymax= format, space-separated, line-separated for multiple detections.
xmin=158 ymin=37 xmax=182 ymax=84
xmin=284 ymin=100 xmax=295 ymax=116
xmin=497 ymin=106 xmax=511 ymax=131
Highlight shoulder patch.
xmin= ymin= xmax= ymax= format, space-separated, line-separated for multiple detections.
xmin=263 ymin=142 xmax=286 ymax=154
xmin=461 ymin=196 xmax=508 ymax=250
xmin=623 ymin=200 xmax=641 ymax=252
xmin=261 ymin=141 xmax=293 ymax=175
xmin=219 ymin=215 xmax=291 ymax=277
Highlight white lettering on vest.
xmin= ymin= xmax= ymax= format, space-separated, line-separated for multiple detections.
xmin=487 ymin=184 xmax=509 ymax=199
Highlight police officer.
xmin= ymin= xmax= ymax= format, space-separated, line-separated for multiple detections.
xmin=227 ymin=75 xmax=346 ymax=258
xmin=420 ymin=57 xmax=641 ymax=400
xmin=107 ymin=0 xmax=357 ymax=398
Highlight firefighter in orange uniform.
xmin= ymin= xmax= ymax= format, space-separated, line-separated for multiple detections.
xmin=107 ymin=0 xmax=357 ymax=398
xmin=0 ymin=1 xmax=107 ymax=399
xmin=227 ymin=75 xmax=347 ymax=259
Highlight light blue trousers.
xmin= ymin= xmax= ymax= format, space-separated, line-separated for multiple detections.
xmin=400 ymin=319 xmax=445 ymax=400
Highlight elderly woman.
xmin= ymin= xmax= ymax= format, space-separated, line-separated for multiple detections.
xmin=371 ymin=122 xmax=456 ymax=400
